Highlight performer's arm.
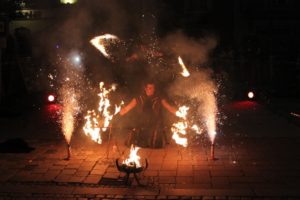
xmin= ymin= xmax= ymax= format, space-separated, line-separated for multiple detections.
xmin=119 ymin=98 xmax=137 ymax=116
xmin=161 ymin=99 xmax=177 ymax=115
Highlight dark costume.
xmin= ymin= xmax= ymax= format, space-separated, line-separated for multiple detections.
xmin=127 ymin=94 xmax=165 ymax=148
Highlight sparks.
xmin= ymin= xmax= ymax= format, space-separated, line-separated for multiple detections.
xmin=90 ymin=34 xmax=119 ymax=58
xmin=61 ymin=88 xmax=78 ymax=144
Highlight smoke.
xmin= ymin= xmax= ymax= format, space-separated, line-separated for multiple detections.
xmin=164 ymin=32 xmax=219 ymax=143
xmin=33 ymin=0 xmax=221 ymax=145
xmin=162 ymin=30 xmax=218 ymax=66
xmin=169 ymin=70 xmax=218 ymax=143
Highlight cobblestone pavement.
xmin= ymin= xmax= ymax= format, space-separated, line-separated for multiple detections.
xmin=1 ymin=101 xmax=300 ymax=199
xmin=0 ymin=136 xmax=300 ymax=199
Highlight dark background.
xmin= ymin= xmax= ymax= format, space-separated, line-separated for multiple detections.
xmin=0 ymin=0 xmax=300 ymax=108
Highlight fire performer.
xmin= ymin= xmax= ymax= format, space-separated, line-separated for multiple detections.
xmin=119 ymin=81 xmax=177 ymax=148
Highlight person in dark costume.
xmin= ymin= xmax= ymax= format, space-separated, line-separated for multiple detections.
xmin=119 ymin=82 xmax=177 ymax=148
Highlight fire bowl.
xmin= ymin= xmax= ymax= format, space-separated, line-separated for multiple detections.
xmin=115 ymin=158 xmax=148 ymax=185
xmin=115 ymin=158 xmax=148 ymax=173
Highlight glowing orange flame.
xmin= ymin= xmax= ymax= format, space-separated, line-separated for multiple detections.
xmin=83 ymin=82 xmax=123 ymax=144
xmin=191 ymin=124 xmax=202 ymax=134
xmin=175 ymin=105 xmax=189 ymax=119
xmin=122 ymin=145 xmax=141 ymax=168
xmin=83 ymin=110 xmax=101 ymax=143
xmin=178 ymin=56 xmax=190 ymax=77
xmin=171 ymin=105 xmax=203 ymax=147
xmin=171 ymin=105 xmax=189 ymax=147
xmin=171 ymin=121 xmax=188 ymax=147
xmin=90 ymin=34 xmax=119 ymax=58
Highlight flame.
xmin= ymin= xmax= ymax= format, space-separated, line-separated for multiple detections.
xmin=171 ymin=106 xmax=203 ymax=147
xmin=171 ymin=121 xmax=188 ymax=147
xmin=178 ymin=56 xmax=190 ymax=77
xmin=83 ymin=82 xmax=123 ymax=144
xmin=83 ymin=110 xmax=101 ymax=143
xmin=171 ymin=105 xmax=190 ymax=147
xmin=175 ymin=105 xmax=189 ymax=119
xmin=191 ymin=124 xmax=202 ymax=134
xmin=122 ymin=144 xmax=141 ymax=168
xmin=90 ymin=34 xmax=118 ymax=58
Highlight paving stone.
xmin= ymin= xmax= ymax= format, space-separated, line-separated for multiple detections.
xmin=75 ymin=170 xmax=90 ymax=176
xmin=193 ymin=165 xmax=212 ymax=170
xmin=176 ymin=183 xmax=212 ymax=189
xmin=55 ymin=174 xmax=72 ymax=182
xmin=83 ymin=175 xmax=102 ymax=184
xmin=176 ymin=177 xmax=193 ymax=184
xmin=181 ymin=196 xmax=193 ymax=200
xmin=229 ymin=176 xmax=265 ymax=183
xmin=32 ymin=168 xmax=48 ymax=174
xmin=144 ymin=170 xmax=159 ymax=177
xmin=90 ymin=169 xmax=106 ymax=175
xmin=94 ymin=164 xmax=109 ymax=170
xmin=148 ymin=164 xmax=162 ymax=170
xmin=194 ymin=175 xmax=211 ymax=184
xmin=65 ymin=164 xmax=81 ymax=169
xmin=61 ymin=169 xmax=77 ymax=175
xmin=69 ymin=176 xmax=85 ymax=183
xmin=167 ymin=196 xmax=179 ymax=199
xmin=159 ymin=176 xmax=176 ymax=184
xmin=159 ymin=170 xmax=177 ymax=177
xmin=177 ymin=169 xmax=193 ymax=176
xmin=102 ymin=172 xmax=119 ymax=179
xmin=215 ymin=196 xmax=227 ymax=200
xmin=115 ymin=194 xmax=125 ymax=198
xmin=161 ymin=164 xmax=178 ymax=170
xmin=49 ymin=165 xmax=65 ymax=170
xmin=211 ymin=170 xmax=244 ymax=177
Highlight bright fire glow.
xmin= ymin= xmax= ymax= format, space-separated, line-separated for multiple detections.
xmin=191 ymin=124 xmax=202 ymax=134
xmin=171 ymin=121 xmax=188 ymax=147
xmin=171 ymin=105 xmax=190 ymax=147
xmin=83 ymin=82 xmax=123 ymax=144
xmin=122 ymin=145 xmax=141 ymax=168
xmin=172 ymin=105 xmax=203 ymax=147
xmin=178 ymin=56 xmax=190 ymax=77
xmin=83 ymin=110 xmax=101 ymax=143
xmin=175 ymin=105 xmax=189 ymax=119
xmin=248 ymin=91 xmax=254 ymax=99
xmin=48 ymin=94 xmax=55 ymax=102
xmin=90 ymin=34 xmax=119 ymax=58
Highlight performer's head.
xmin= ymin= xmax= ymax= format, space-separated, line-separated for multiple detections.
xmin=144 ymin=81 xmax=156 ymax=97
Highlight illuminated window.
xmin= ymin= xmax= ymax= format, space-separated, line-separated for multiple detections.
xmin=60 ymin=0 xmax=77 ymax=4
